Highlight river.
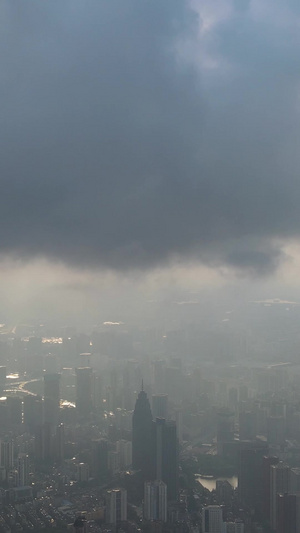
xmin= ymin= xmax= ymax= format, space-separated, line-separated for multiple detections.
xmin=196 ymin=475 xmax=238 ymax=491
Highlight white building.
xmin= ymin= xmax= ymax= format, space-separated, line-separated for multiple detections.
xmin=108 ymin=450 xmax=121 ymax=474
xmin=225 ymin=521 xmax=244 ymax=533
xmin=152 ymin=394 xmax=168 ymax=420
xmin=116 ymin=440 xmax=132 ymax=469
xmin=144 ymin=480 xmax=167 ymax=522
xmin=77 ymin=462 xmax=89 ymax=482
xmin=106 ymin=488 xmax=127 ymax=524
xmin=202 ymin=505 xmax=224 ymax=533
xmin=17 ymin=453 xmax=30 ymax=487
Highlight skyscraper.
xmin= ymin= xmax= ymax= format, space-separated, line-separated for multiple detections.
xmin=7 ymin=396 xmax=22 ymax=426
xmin=270 ymin=462 xmax=290 ymax=530
xmin=153 ymin=418 xmax=178 ymax=502
xmin=133 ymin=387 xmax=178 ymax=501
xmin=173 ymin=407 xmax=183 ymax=443
xmin=262 ymin=456 xmax=279 ymax=522
xmin=116 ymin=440 xmax=132 ymax=469
xmin=106 ymin=488 xmax=127 ymax=524
xmin=23 ymin=395 xmax=43 ymax=433
xmin=276 ymin=492 xmax=300 ymax=533
xmin=0 ymin=439 xmax=14 ymax=471
xmin=152 ymin=360 xmax=165 ymax=394
xmin=202 ymin=505 xmax=223 ymax=533
xmin=238 ymin=441 xmax=268 ymax=514
xmin=216 ymin=409 xmax=234 ymax=455
xmin=17 ymin=453 xmax=30 ymax=487
xmin=77 ymin=463 xmax=89 ymax=482
xmin=35 ymin=423 xmax=53 ymax=461
xmin=91 ymin=439 xmax=109 ymax=480
xmin=44 ymin=373 xmax=60 ymax=429
xmin=132 ymin=387 xmax=153 ymax=480
xmin=76 ymin=367 xmax=93 ymax=417
xmin=152 ymin=394 xmax=168 ymax=420
xmin=144 ymin=480 xmax=167 ymax=522
xmin=0 ymin=366 xmax=6 ymax=396
xmin=55 ymin=423 xmax=65 ymax=463
xmin=290 ymin=467 xmax=300 ymax=492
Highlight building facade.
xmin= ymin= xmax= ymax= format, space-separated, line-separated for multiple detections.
xmin=144 ymin=480 xmax=167 ymax=522
xmin=106 ymin=488 xmax=127 ymax=524
xmin=202 ymin=505 xmax=223 ymax=533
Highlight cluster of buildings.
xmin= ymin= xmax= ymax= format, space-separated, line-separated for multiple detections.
xmin=0 ymin=318 xmax=299 ymax=531
xmin=202 ymin=506 xmax=244 ymax=533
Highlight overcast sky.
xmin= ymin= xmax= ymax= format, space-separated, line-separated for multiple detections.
xmin=1 ymin=0 xmax=300 ymax=322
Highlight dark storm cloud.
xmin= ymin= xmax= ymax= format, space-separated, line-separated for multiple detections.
xmin=1 ymin=0 xmax=300 ymax=273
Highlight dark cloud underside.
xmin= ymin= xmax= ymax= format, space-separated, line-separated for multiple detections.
xmin=1 ymin=0 xmax=300 ymax=273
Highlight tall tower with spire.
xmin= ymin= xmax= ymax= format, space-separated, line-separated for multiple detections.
xmin=132 ymin=386 xmax=154 ymax=480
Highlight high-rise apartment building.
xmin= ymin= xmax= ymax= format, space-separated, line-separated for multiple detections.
xmin=267 ymin=415 xmax=285 ymax=446
xmin=106 ymin=488 xmax=127 ymax=524
xmin=152 ymin=360 xmax=166 ymax=394
xmin=144 ymin=480 xmax=167 ymax=522
xmin=0 ymin=439 xmax=14 ymax=471
xmin=270 ymin=462 xmax=290 ymax=530
xmin=0 ymin=366 xmax=6 ymax=396
xmin=23 ymin=395 xmax=43 ymax=433
xmin=173 ymin=407 xmax=183 ymax=443
xmin=7 ymin=396 xmax=22 ymax=426
xmin=44 ymin=373 xmax=60 ymax=428
xmin=238 ymin=410 xmax=257 ymax=441
xmin=238 ymin=441 xmax=268 ymax=514
xmin=262 ymin=455 xmax=279 ymax=522
xmin=76 ymin=367 xmax=93 ymax=417
xmin=153 ymin=418 xmax=178 ymax=501
xmin=77 ymin=463 xmax=89 ymax=482
xmin=216 ymin=409 xmax=234 ymax=455
xmin=290 ymin=467 xmax=300 ymax=493
xmin=92 ymin=439 xmax=109 ymax=480
xmin=108 ymin=451 xmax=121 ymax=475
xmin=116 ymin=440 xmax=132 ymax=469
xmin=152 ymin=394 xmax=168 ymax=420
xmin=276 ymin=492 xmax=300 ymax=533
xmin=216 ymin=480 xmax=233 ymax=506
xmin=55 ymin=423 xmax=65 ymax=462
xmin=17 ymin=453 xmax=30 ymax=487
xmin=202 ymin=505 xmax=223 ymax=533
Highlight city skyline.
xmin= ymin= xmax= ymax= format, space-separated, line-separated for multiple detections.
xmin=0 ymin=1 xmax=300 ymax=531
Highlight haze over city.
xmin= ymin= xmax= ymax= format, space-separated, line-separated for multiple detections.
xmin=1 ymin=1 xmax=300 ymax=533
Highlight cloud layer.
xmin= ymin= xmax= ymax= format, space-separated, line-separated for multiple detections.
xmin=1 ymin=0 xmax=300 ymax=274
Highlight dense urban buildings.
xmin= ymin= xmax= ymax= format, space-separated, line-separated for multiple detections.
xmin=202 ymin=505 xmax=223 ymax=533
xmin=0 ymin=308 xmax=299 ymax=531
